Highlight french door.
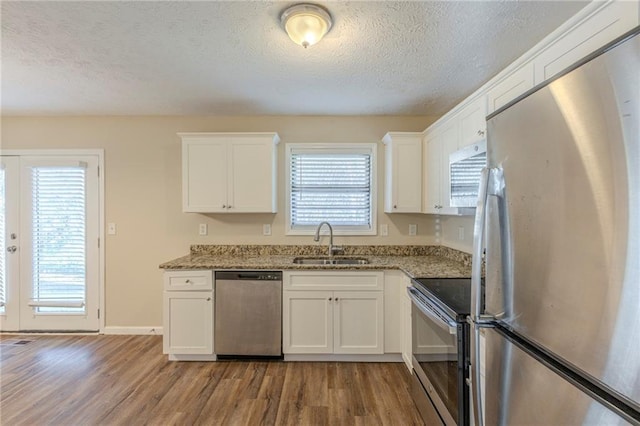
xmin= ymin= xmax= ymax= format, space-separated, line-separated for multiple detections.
xmin=0 ymin=154 xmax=100 ymax=331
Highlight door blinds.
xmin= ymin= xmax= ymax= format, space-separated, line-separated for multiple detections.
xmin=30 ymin=166 xmax=87 ymax=312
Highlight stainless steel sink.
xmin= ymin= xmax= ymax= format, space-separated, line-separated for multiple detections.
xmin=292 ymin=257 xmax=369 ymax=265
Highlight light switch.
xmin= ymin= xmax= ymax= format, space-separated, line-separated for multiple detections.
xmin=263 ymin=224 xmax=272 ymax=236
xmin=380 ymin=224 xmax=388 ymax=236
xmin=199 ymin=223 xmax=208 ymax=236
xmin=107 ymin=223 xmax=117 ymax=235
xmin=458 ymin=226 xmax=465 ymax=241
xmin=409 ymin=224 xmax=417 ymax=236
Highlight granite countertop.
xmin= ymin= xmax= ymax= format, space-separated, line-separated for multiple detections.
xmin=159 ymin=245 xmax=472 ymax=279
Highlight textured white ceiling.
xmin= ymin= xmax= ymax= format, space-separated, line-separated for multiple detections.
xmin=1 ymin=1 xmax=588 ymax=116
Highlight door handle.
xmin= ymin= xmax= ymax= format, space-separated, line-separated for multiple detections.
xmin=7 ymin=246 xmax=17 ymax=253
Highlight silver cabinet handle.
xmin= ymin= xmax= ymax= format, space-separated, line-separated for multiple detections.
xmin=393 ymin=204 xmax=397 ymax=209
xmin=10 ymin=233 xmax=17 ymax=240
xmin=335 ymin=297 xmax=339 ymax=302
xmin=227 ymin=205 xmax=232 ymax=209
xmin=477 ymin=130 xmax=485 ymax=136
xmin=7 ymin=246 xmax=17 ymax=253
xmin=185 ymin=279 xmax=191 ymax=284
xmin=328 ymin=297 xmax=332 ymax=301
xmin=222 ymin=204 xmax=226 ymax=209
xmin=206 ymin=297 xmax=211 ymax=301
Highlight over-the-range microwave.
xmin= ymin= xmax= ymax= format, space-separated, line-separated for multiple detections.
xmin=449 ymin=140 xmax=487 ymax=208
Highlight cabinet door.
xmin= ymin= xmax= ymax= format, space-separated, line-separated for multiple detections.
xmin=402 ymin=280 xmax=413 ymax=371
xmin=228 ymin=138 xmax=277 ymax=213
xmin=283 ymin=291 xmax=333 ymax=354
xmin=487 ymin=64 xmax=535 ymax=114
xmin=163 ymin=291 xmax=213 ymax=355
xmin=439 ymin=121 xmax=459 ymax=215
xmin=384 ymin=135 xmax=422 ymax=213
xmin=458 ymin=97 xmax=487 ymax=148
xmin=182 ymin=140 xmax=228 ymax=212
xmin=423 ymin=135 xmax=441 ymax=214
xmin=534 ymin=1 xmax=639 ymax=84
xmin=333 ymin=291 xmax=384 ymax=354
xmin=383 ymin=271 xmax=403 ymax=353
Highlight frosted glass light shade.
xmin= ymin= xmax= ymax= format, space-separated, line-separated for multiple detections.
xmin=281 ymin=4 xmax=332 ymax=48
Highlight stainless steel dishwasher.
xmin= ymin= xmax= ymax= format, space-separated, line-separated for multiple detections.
xmin=214 ymin=271 xmax=282 ymax=357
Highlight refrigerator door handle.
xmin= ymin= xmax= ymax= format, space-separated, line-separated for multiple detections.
xmin=471 ymin=166 xmax=491 ymax=426
xmin=472 ymin=167 xmax=490 ymax=321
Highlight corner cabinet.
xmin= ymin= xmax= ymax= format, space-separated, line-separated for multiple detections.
xmin=382 ymin=132 xmax=423 ymax=213
xmin=282 ymin=271 xmax=384 ymax=355
xmin=179 ymin=132 xmax=280 ymax=213
xmin=163 ymin=270 xmax=215 ymax=361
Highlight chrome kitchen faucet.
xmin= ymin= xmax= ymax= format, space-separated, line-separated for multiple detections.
xmin=313 ymin=222 xmax=343 ymax=256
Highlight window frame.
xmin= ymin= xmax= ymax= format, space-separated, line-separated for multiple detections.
xmin=285 ymin=143 xmax=377 ymax=236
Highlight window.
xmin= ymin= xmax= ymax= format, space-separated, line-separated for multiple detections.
xmin=287 ymin=143 xmax=377 ymax=235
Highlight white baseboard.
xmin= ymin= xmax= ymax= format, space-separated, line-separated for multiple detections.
xmin=168 ymin=353 xmax=217 ymax=361
xmin=284 ymin=353 xmax=403 ymax=362
xmin=102 ymin=326 xmax=163 ymax=335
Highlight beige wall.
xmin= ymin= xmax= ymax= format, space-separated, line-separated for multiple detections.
xmin=440 ymin=215 xmax=475 ymax=253
xmin=2 ymin=114 xmax=462 ymax=329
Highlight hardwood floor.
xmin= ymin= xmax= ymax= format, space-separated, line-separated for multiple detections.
xmin=0 ymin=335 xmax=424 ymax=425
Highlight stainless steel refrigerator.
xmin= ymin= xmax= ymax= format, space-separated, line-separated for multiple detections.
xmin=470 ymin=27 xmax=640 ymax=426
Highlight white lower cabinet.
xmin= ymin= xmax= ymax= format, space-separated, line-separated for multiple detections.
xmin=283 ymin=291 xmax=332 ymax=354
xmin=333 ymin=291 xmax=384 ymax=354
xmin=401 ymin=274 xmax=413 ymax=371
xmin=283 ymin=290 xmax=383 ymax=355
xmin=162 ymin=271 xmax=214 ymax=358
xmin=283 ymin=271 xmax=384 ymax=355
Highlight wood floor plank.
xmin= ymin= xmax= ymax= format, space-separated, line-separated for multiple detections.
xmin=0 ymin=335 xmax=424 ymax=425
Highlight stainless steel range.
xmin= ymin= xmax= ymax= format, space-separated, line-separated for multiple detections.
xmin=407 ymin=277 xmax=471 ymax=426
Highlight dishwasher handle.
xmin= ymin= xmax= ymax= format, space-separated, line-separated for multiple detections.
xmin=215 ymin=271 xmax=282 ymax=281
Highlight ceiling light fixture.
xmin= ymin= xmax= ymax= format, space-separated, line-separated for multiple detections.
xmin=280 ymin=3 xmax=333 ymax=48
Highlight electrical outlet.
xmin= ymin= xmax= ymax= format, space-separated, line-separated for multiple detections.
xmin=198 ymin=223 xmax=208 ymax=236
xmin=380 ymin=224 xmax=388 ymax=236
xmin=409 ymin=224 xmax=417 ymax=236
xmin=263 ymin=224 xmax=272 ymax=236
xmin=107 ymin=223 xmax=117 ymax=235
xmin=458 ymin=226 xmax=465 ymax=241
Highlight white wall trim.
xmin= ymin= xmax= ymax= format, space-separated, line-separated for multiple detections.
xmin=102 ymin=326 xmax=163 ymax=335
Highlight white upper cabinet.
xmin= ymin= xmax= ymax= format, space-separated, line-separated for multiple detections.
xmin=534 ymin=0 xmax=639 ymax=85
xmin=457 ymin=97 xmax=487 ymax=148
xmin=423 ymin=120 xmax=458 ymax=215
xmin=422 ymin=0 xmax=638 ymax=216
xmin=382 ymin=132 xmax=423 ymax=213
xmin=180 ymin=132 xmax=280 ymax=213
xmin=487 ymin=63 xmax=535 ymax=114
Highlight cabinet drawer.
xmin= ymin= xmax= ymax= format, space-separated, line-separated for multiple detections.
xmin=284 ymin=270 xmax=384 ymax=291
xmin=164 ymin=270 xmax=213 ymax=291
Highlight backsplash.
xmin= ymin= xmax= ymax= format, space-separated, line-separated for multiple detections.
xmin=190 ymin=244 xmax=472 ymax=267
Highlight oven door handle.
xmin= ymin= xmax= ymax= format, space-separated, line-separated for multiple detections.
xmin=407 ymin=287 xmax=457 ymax=334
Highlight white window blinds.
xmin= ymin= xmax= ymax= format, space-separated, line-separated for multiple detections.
xmin=31 ymin=166 xmax=87 ymax=313
xmin=0 ymin=166 xmax=6 ymax=312
xmin=290 ymin=150 xmax=373 ymax=229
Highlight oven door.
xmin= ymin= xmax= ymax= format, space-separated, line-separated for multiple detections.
xmin=408 ymin=286 xmax=464 ymax=426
